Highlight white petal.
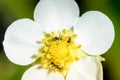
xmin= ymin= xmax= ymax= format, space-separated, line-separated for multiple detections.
xmin=3 ymin=19 xmax=44 ymax=65
xmin=22 ymin=65 xmax=64 ymax=80
xmin=74 ymin=11 xmax=115 ymax=55
xmin=66 ymin=57 xmax=103 ymax=80
xmin=34 ymin=0 xmax=79 ymax=32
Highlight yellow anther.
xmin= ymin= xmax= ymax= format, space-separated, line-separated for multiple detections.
xmin=59 ymin=63 xmax=64 ymax=67
xmin=63 ymin=66 xmax=68 ymax=70
xmin=64 ymin=37 xmax=69 ymax=41
xmin=42 ymin=38 xmax=47 ymax=43
xmin=77 ymin=45 xmax=82 ymax=48
xmin=75 ymin=57 xmax=80 ymax=61
xmin=51 ymin=32 xmax=55 ymax=37
xmin=72 ymin=34 xmax=77 ymax=39
xmin=42 ymin=63 xmax=48 ymax=68
xmin=69 ymin=41 xmax=74 ymax=45
xmin=37 ymin=52 xmax=43 ymax=57
xmin=67 ymin=57 xmax=74 ymax=62
xmin=52 ymin=67 xmax=57 ymax=72
xmin=46 ymin=54 xmax=51 ymax=59
xmin=62 ymin=29 xmax=67 ymax=34
xmin=44 ymin=46 xmax=49 ymax=52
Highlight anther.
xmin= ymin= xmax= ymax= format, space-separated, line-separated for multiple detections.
xmin=42 ymin=64 xmax=48 ymax=68
xmin=77 ymin=45 xmax=82 ymax=48
xmin=42 ymin=38 xmax=47 ymax=43
xmin=72 ymin=34 xmax=77 ymax=39
xmin=46 ymin=54 xmax=51 ymax=59
xmin=62 ymin=29 xmax=67 ymax=34
xmin=63 ymin=66 xmax=68 ymax=70
xmin=43 ymin=46 xmax=49 ymax=52
xmin=37 ymin=52 xmax=43 ymax=57
xmin=75 ymin=57 xmax=80 ymax=61
xmin=52 ymin=67 xmax=57 ymax=72
xmin=63 ymin=37 xmax=69 ymax=41
xmin=51 ymin=32 xmax=55 ymax=37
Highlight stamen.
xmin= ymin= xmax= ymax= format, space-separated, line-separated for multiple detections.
xmin=75 ymin=57 xmax=80 ymax=61
xmin=43 ymin=46 xmax=49 ymax=52
xmin=64 ymin=37 xmax=69 ymax=41
xmin=63 ymin=66 xmax=68 ymax=70
xmin=77 ymin=45 xmax=82 ymax=48
xmin=51 ymin=32 xmax=55 ymax=37
xmin=72 ymin=34 xmax=77 ymax=39
xmin=42 ymin=38 xmax=47 ymax=43
xmin=62 ymin=29 xmax=67 ymax=34
xmin=37 ymin=52 xmax=43 ymax=57
xmin=42 ymin=63 xmax=48 ymax=68
xmin=46 ymin=54 xmax=51 ymax=59
xmin=52 ymin=67 xmax=57 ymax=72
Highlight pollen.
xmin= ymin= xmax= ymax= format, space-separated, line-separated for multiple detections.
xmin=36 ymin=27 xmax=82 ymax=77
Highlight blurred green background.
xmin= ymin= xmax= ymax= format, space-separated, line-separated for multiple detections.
xmin=0 ymin=0 xmax=120 ymax=80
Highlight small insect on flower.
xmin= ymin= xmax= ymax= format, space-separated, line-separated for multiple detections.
xmin=3 ymin=0 xmax=114 ymax=80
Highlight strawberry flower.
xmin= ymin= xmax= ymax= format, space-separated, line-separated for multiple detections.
xmin=3 ymin=0 xmax=114 ymax=80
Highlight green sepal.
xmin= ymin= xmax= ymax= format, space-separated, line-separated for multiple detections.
xmin=43 ymin=32 xmax=51 ymax=38
xmin=95 ymin=56 xmax=105 ymax=61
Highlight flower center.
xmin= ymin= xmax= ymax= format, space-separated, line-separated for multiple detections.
xmin=35 ymin=27 xmax=82 ymax=76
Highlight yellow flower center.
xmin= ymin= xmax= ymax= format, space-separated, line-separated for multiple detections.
xmin=35 ymin=27 xmax=82 ymax=76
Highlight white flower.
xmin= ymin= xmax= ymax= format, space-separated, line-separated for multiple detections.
xmin=3 ymin=0 xmax=114 ymax=80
